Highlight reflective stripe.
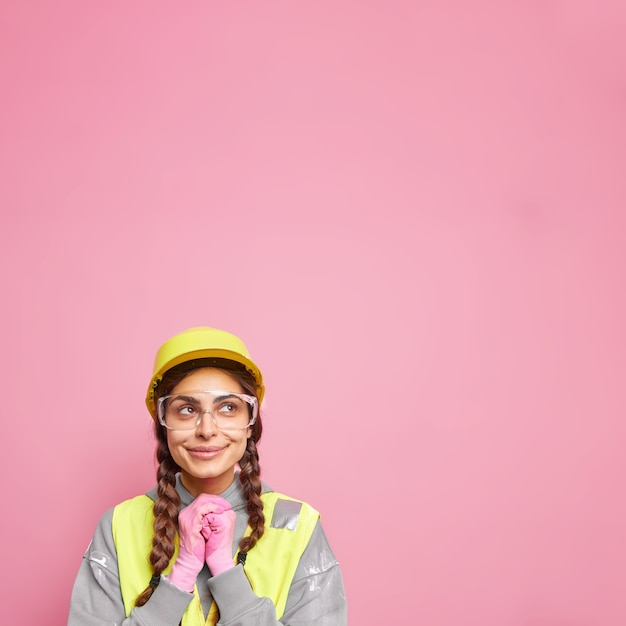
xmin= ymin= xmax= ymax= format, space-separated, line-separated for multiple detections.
xmin=271 ymin=498 xmax=302 ymax=530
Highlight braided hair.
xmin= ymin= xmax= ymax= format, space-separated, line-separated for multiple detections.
xmin=135 ymin=358 xmax=265 ymax=607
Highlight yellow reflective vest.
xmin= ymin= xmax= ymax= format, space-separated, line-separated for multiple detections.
xmin=112 ymin=492 xmax=319 ymax=625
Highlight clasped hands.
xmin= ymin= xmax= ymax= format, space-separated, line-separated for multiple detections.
xmin=168 ymin=494 xmax=237 ymax=592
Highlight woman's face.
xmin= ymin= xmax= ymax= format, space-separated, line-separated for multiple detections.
xmin=165 ymin=367 xmax=252 ymax=496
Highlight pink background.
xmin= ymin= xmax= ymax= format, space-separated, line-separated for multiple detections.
xmin=1 ymin=1 xmax=625 ymax=624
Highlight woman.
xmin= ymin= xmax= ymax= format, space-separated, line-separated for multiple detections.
xmin=68 ymin=327 xmax=347 ymax=625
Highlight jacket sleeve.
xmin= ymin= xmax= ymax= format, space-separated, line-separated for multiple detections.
xmin=67 ymin=508 xmax=194 ymax=626
xmin=207 ymin=521 xmax=347 ymax=626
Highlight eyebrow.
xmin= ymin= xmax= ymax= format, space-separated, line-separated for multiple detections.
xmin=171 ymin=394 xmax=202 ymax=403
xmin=212 ymin=393 xmax=240 ymax=401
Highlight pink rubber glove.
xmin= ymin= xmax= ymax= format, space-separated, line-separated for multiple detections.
xmin=168 ymin=497 xmax=215 ymax=592
xmin=199 ymin=496 xmax=237 ymax=576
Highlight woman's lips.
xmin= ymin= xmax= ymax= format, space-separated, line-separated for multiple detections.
xmin=187 ymin=446 xmax=225 ymax=460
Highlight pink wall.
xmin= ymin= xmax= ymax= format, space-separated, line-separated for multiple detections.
xmin=2 ymin=1 xmax=625 ymax=624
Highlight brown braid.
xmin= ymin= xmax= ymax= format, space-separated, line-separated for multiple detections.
xmin=134 ymin=357 xmax=266 ymax=607
xmin=237 ymin=437 xmax=265 ymax=553
xmin=135 ymin=432 xmax=181 ymax=607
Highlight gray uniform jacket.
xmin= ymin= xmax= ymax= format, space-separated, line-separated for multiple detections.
xmin=68 ymin=474 xmax=347 ymax=625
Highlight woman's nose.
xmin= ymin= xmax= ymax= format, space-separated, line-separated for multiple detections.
xmin=195 ymin=410 xmax=218 ymax=436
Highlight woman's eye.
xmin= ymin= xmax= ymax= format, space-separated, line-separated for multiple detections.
xmin=178 ymin=405 xmax=197 ymax=417
xmin=219 ymin=402 xmax=237 ymax=415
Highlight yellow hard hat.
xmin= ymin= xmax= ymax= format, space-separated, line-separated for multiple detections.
xmin=145 ymin=327 xmax=264 ymax=418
